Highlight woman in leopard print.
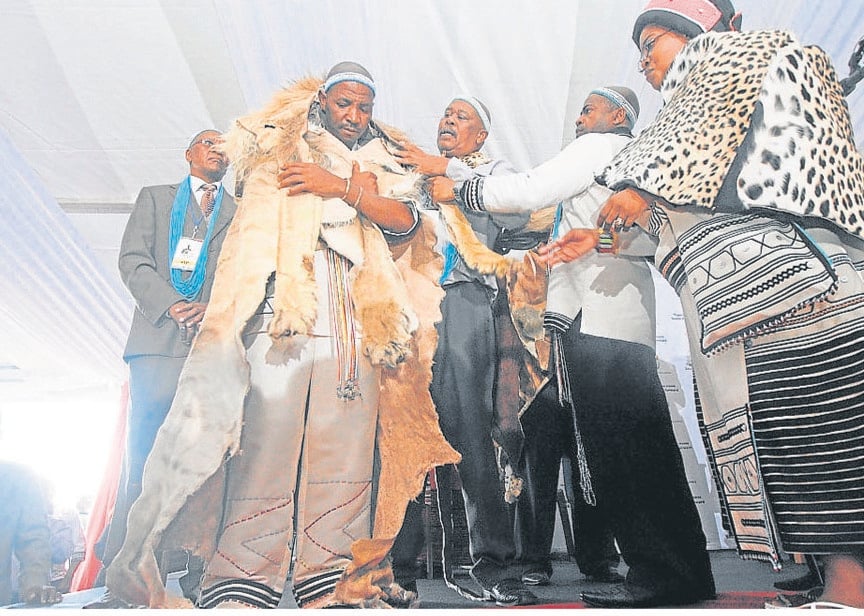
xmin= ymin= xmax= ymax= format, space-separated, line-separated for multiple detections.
xmin=540 ymin=0 xmax=864 ymax=609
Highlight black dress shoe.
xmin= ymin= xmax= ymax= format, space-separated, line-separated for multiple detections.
xmin=581 ymin=583 xmax=713 ymax=608
xmin=477 ymin=578 xmax=538 ymax=606
xmin=583 ymin=567 xmax=626 ymax=584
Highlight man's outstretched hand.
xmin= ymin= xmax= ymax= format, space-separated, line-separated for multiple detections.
xmin=535 ymin=228 xmax=600 ymax=267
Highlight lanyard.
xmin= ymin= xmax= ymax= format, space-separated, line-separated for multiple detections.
xmin=190 ymin=208 xmax=209 ymax=239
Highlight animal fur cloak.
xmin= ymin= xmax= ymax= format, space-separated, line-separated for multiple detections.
xmin=437 ymin=202 xmax=554 ymax=400
xmin=435 ymin=201 xmax=553 ymax=507
xmin=104 ymin=76 xmax=460 ymax=608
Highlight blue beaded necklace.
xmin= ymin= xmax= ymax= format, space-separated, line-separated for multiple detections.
xmin=168 ymin=176 xmax=224 ymax=299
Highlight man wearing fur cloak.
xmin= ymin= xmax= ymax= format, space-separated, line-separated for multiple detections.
xmin=102 ymin=61 xmax=459 ymax=609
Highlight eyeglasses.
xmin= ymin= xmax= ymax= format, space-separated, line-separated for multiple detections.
xmin=192 ymin=138 xmax=219 ymax=148
xmin=638 ymin=31 xmax=673 ymax=63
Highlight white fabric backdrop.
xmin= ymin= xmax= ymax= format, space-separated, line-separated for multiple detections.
xmin=1 ymin=0 xmax=864 ymax=527
xmin=0 ymin=129 xmax=132 ymax=391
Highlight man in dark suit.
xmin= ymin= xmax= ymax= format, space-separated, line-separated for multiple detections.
xmin=97 ymin=130 xmax=236 ymax=595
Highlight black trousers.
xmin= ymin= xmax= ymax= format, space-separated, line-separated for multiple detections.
xmin=515 ymin=378 xmax=619 ymax=576
xmin=391 ymin=493 xmax=426 ymax=586
xmin=430 ymin=282 xmax=517 ymax=580
xmin=561 ymin=324 xmax=715 ymax=595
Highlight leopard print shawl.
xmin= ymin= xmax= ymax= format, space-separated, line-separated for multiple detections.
xmin=600 ymin=30 xmax=864 ymax=240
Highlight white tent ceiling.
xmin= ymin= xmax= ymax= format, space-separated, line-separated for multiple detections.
xmin=1 ymin=0 xmax=864 ymax=400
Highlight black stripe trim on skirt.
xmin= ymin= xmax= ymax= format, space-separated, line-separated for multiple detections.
xmin=293 ymin=569 xmax=344 ymax=607
xmin=198 ymin=579 xmax=281 ymax=609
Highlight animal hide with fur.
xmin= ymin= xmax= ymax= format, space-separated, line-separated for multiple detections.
xmin=105 ymin=76 xmax=459 ymax=608
xmin=439 ymin=201 xmax=551 ymax=369
xmin=435 ymin=199 xmax=552 ymax=501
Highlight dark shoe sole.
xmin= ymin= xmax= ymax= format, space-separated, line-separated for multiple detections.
xmin=581 ymin=584 xmax=713 ymax=609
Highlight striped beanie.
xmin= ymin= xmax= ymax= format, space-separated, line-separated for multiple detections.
xmin=451 ymin=95 xmax=492 ymax=132
xmin=322 ymin=61 xmax=376 ymax=96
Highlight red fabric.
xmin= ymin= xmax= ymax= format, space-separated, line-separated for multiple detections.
xmin=69 ymin=382 xmax=128 ymax=591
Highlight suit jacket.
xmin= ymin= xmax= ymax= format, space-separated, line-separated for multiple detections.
xmin=119 ymin=181 xmax=237 ymax=360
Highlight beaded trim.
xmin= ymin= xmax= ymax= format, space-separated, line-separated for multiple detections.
xmin=326 ymin=248 xmax=360 ymax=400
xmin=596 ymin=230 xmax=618 ymax=254
xmin=551 ymin=333 xmax=596 ymax=506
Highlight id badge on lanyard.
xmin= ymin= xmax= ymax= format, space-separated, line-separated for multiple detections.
xmin=171 ymin=237 xmax=204 ymax=271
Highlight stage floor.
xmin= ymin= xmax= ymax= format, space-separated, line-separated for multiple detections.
xmin=11 ymin=550 xmax=808 ymax=610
